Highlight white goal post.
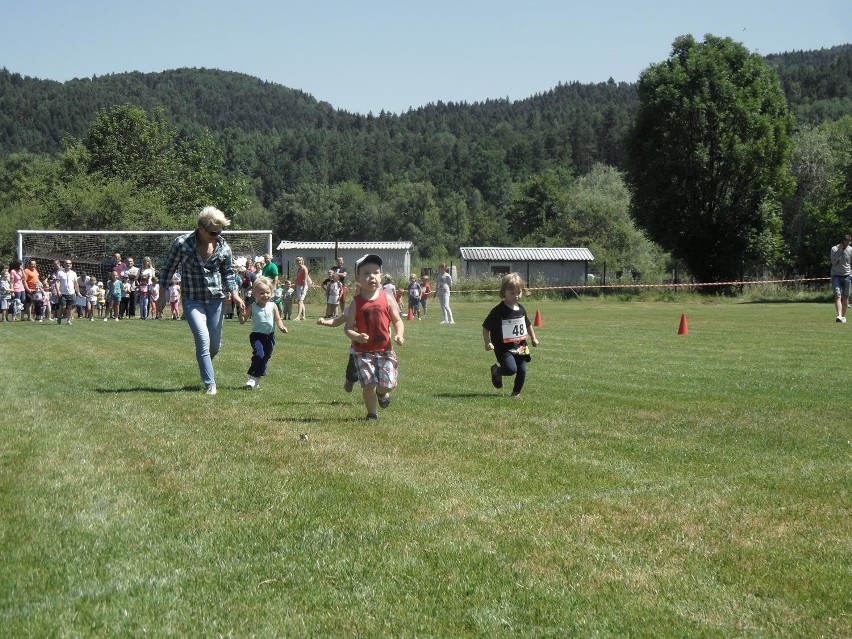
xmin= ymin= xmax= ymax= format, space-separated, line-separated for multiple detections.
xmin=17 ymin=229 xmax=273 ymax=281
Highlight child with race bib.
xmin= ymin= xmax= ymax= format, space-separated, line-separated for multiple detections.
xmin=482 ymin=272 xmax=540 ymax=398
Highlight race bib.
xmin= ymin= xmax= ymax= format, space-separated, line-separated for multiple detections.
xmin=501 ymin=317 xmax=526 ymax=343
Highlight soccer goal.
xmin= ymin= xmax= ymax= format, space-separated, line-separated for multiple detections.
xmin=16 ymin=229 xmax=273 ymax=281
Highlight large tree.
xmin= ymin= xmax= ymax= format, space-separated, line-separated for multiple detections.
xmin=625 ymin=35 xmax=794 ymax=284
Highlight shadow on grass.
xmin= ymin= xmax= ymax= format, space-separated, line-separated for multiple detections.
xmin=95 ymin=385 xmax=201 ymax=393
xmin=743 ymin=297 xmax=832 ymax=304
xmin=434 ymin=392 xmax=495 ymax=398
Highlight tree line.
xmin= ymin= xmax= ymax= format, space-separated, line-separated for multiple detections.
xmin=0 ymin=42 xmax=850 ymax=282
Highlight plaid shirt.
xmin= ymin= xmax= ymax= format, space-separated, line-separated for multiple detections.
xmin=159 ymin=231 xmax=238 ymax=302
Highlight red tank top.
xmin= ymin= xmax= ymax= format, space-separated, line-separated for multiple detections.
xmin=296 ymin=268 xmax=306 ymax=286
xmin=353 ymin=291 xmax=392 ymax=352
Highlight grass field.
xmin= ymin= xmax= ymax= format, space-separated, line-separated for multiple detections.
xmin=0 ymin=299 xmax=849 ymax=637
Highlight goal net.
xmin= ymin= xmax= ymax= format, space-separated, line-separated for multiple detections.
xmin=17 ymin=230 xmax=273 ymax=282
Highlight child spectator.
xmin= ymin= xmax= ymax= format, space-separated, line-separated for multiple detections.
xmin=85 ymin=277 xmax=98 ymax=321
xmin=273 ymin=284 xmax=284 ymax=315
xmin=149 ymin=276 xmax=160 ymax=319
xmin=239 ymin=276 xmax=288 ymax=390
xmin=96 ymin=281 xmax=106 ymax=319
xmin=0 ymin=266 xmax=11 ymax=322
xmin=106 ymin=270 xmax=122 ymax=321
xmin=281 ymin=279 xmax=294 ymax=320
xmin=345 ymin=254 xmax=405 ymax=421
xmin=137 ymin=274 xmax=150 ymax=320
xmin=482 ymin=272 xmax=540 ymax=398
xmin=323 ymin=270 xmax=341 ymax=318
xmin=317 ymin=281 xmax=361 ymax=393
xmin=169 ymin=278 xmax=181 ymax=320
xmin=407 ymin=273 xmax=423 ymax=319
xmin=30 ymin=281 xmax=45 ymax=322
xmin=420 ymin=275 xmax=432 ymax=318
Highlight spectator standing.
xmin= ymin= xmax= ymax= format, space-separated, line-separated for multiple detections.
xmin=420 ymin=275 xmax=432 ymax=318
xmin=23 ymin=259 xmax=40 ymax=320
xmin=0 ymin=265 xmax=11 ymax=322
xmin=294 ymin=256 xmax=310 ymax=321
xmin=261 ymin=253 xmax=280 ymax=289
xmin=9 ymin=259 xmax=25 ymax=321
xmin=54 ymin=259 xmax=81 ymax=325
xmin=332 ymin=256 xmax=349 ymax=312
xmin=437 ymin=262 xmax=455 ymax=324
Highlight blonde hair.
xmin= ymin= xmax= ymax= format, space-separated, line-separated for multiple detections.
xmin=197 ymin=206 xmax=231 ymax=229
xmin=499 ymin=272 xmax=526 ymax=298
xmin=252 ymin=275 xmax=273 ymax=296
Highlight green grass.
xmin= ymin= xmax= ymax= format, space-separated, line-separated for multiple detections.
xmin=1 ymin=300 xmax=849 ymax=637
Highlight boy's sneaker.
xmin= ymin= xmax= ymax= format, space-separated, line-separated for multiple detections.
xmin=245 ymin=376 xmax=257 ymax=389
xmin=378 ymin=394 xmax=391 ymax=409
xmin=366 ymin=413 xmax=378 ymax=421
xmin=490 ymin=364 xmax=503 ymax=389
xmin=511 ymin=391 xmax=522 ymax=398
xmin=205 ymin=384 xmax=217 ymax=396
xmin=843 ymin=317 xmax=848 ymax=324
xmin=343 ymin=379 xmax=354 ymax=393
xmin=67 ymin=320 xmax=72 ymax=325
xmin=837 ymin=316 xmax=843 ymax=323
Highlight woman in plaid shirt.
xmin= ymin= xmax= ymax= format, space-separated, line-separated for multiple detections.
xmin=159 ymin=206 xmax=245 ymax=395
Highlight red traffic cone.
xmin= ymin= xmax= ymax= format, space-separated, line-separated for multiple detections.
xmin=678 ymin=313 xmax=688 ymax=335
xmin=533 ymin=309 xmax=543 ymax=327
xmin=407 ymin=307 xmax=414 ymax=321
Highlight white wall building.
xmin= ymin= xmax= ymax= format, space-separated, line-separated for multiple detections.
xmin=276 ymin=241 xmax=413 ymax=282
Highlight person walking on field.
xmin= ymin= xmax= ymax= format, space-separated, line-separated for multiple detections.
xmin=830 ymin=234 xmax=852 ymax=323
xmin=159 ymin=206 xmax=245 ymax=395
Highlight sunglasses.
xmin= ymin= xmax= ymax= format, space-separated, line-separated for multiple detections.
xmin=204 ymin=226 xmax=222 ymax=236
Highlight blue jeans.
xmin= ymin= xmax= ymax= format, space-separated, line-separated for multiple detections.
xmin=496 ymin=351 xmax=529 ymax=395
xmin=183 ymin=298 xmax=225 ymax=389
xmin=248 ymin=331 xmax=275 ymax=378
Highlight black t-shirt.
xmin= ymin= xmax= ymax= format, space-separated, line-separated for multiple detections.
xmin=482 ymin=301 xmax=532 ymax=358
xmin=331 ymin=265 xmax=348 ymax=286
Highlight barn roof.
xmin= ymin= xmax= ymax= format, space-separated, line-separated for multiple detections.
xmin=460 ymin=247 xmax=594 ymax=261
xmin=277 ymin=241 xmax=413 ymax=251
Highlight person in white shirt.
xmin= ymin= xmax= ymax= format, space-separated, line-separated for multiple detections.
xmin=54 ymin=260 xmax=81 ymax=325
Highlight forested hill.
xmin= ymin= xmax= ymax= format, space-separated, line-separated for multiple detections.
xmin=1 ymin=44 xmax=849 ymax=162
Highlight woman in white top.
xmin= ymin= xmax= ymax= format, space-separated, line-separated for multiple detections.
xmin=437 ymin=263 xmax=454 ymax=324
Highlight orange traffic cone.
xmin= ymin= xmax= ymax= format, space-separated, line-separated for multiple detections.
xmin=533 ymin=309 xmax=543 ymax=327
xmin=407 ymin=307 xmax=414 ymax=321
xmin=678 ymin=313 xmax=688 ymax=335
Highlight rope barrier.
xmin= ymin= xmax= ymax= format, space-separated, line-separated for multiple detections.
xmin=448 ymin=277 xmax=830 ymax=295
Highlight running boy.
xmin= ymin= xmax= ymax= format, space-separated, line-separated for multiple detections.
xmin=345 ymin=254 xmax=404 ymax=421
xmin=482 ymin=272 xmax=540 ymax=398
xmin=239 ymin=276 xmax=288 ymax=389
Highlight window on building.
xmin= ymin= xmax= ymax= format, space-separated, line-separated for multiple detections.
xmin=490 ymin=264 xmax=510 ymax=276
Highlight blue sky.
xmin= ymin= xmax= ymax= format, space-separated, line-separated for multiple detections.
xmin=2 ymin=0 xmax=849 ymax=115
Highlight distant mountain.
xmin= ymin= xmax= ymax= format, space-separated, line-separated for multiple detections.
xmin=1 ymin=44 xmax=849 ymax=163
